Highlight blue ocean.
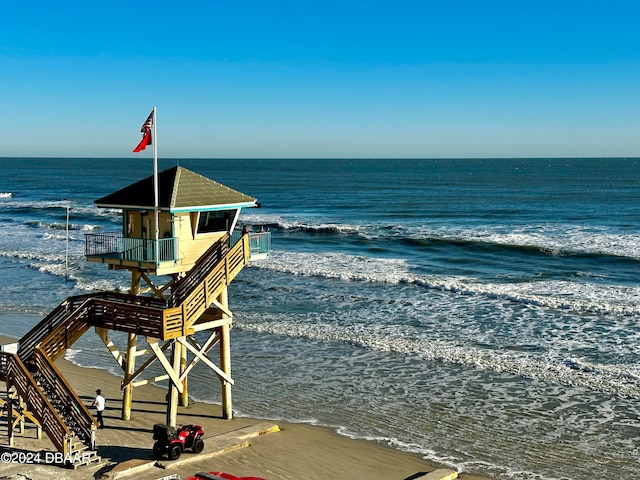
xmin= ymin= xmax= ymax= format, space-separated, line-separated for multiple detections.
xmin=0 ymin=157 xmax=639 ymax=480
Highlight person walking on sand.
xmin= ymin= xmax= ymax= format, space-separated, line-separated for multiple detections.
xmin=93 ymin=389 xmax=105 ymax=429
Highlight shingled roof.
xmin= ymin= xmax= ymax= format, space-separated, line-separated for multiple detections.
xmin=95 ymin=166 xmax=258 ymax=212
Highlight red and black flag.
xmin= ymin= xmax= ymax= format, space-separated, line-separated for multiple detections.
xmin=133 ymin=110 xmax=154 ymax=152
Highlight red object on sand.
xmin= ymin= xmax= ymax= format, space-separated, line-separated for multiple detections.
xmin=152 ymin=424 xmax=205 ymax=460
xmin=184 ymin=472 xmax=267 ymax=480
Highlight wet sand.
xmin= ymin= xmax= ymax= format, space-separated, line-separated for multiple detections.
xmin=0 ymin=336 xmax=492 ymax=480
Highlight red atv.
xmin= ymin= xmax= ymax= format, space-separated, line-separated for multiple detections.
xmin=152 ymin=423 xmax=205 ymax=460
xmin=184 ymin=472 xmax=267 ymax=480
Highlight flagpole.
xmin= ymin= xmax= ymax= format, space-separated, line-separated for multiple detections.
xmin=153 ymin=106 xmax=159 ymax=266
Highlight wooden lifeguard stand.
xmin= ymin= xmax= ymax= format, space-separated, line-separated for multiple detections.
xmin=85 ymin=165 xmax=260 ymax=426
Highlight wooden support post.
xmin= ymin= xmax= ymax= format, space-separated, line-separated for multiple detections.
xmin=130 ymin=269 xmax=142 ymax=295
xmin=7 ymin=387 xmax=13 ymax=447
xmin=122 ymin=270 xmax=142 ymax=420
xmin=219 ymin=287 xmax=233 ymax=419
xmin=17 ymin=396 xmax=24 ymax=433
xmin=220 ymin=322 xmax=232 ymax=419
xmin=96 ymin=327 xmax=125 ymax=370
xmin=179 ymin=342 xmax=188 ymax=406
xmin=122 ymin=333 xmax=137 ymax=420
xmin=166 ymin=339 xmax=182 ymax=427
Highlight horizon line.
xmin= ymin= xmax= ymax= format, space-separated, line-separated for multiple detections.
xmin=1 ymin=156 xmax=639 ymax=161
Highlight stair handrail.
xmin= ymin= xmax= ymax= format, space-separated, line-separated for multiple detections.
xmin=18 ymin=294 xmax=95 ymax=363
xmin=19 ymin=292 xmax=169 ymax=362
xmin=170 ymin=234 xmax=229 ymax=308
xmin=226 ymin=234 xmax=251 ymax=281
xmin=0 ymin=351 xmax=9 ymax=381
xmin=4 ymin=351 xmax=71 ymax=454
xmin=168 ymin=234 xmax=249 ymax=335
xmin=91 ymin=297 xmax=166 ymax=338
xmin=32 ymin=348 xmax=97 ymax=449
xmin=38 ymin=299 xmax=95 ymax=362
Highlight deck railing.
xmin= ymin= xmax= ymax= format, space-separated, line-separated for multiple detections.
xmin=84 ymin=233 xmax=179 ymax=263
xmin=230 ymin=230 xmax=271 ymax=259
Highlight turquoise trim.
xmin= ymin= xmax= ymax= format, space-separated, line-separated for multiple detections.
xmin=170 ymin=203 xmax=255 ymax=213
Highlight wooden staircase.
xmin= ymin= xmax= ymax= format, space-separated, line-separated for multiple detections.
xmin=0 ymin=350 xmax=101 ymax=466
xmin=0 ymin=233 xmax=250 ymax=467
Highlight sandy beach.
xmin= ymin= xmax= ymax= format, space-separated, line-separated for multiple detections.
xmin=0 ymin=335 xmax=492 ymax=480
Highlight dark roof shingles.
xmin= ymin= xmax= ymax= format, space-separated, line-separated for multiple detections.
xmin=95 ymin=166 xmax=256 ymax=210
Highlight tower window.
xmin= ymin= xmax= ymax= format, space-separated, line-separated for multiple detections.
xmin=197 ymin=211 xmax=230 ymax=234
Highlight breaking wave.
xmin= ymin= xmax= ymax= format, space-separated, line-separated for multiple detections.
xmin=237 ymin=318 xmax=640 ymax=398
xmin=254 ymin=251 xmax=640 ymax=316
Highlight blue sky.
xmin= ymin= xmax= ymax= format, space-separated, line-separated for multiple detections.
xmin=2 ymin=1 xmax=640 ymax=158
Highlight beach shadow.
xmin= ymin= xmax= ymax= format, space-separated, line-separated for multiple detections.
xmin=404 ymin=473 xmax=429 ymax=480
xmin=80 ymin=395 xmax=167 ymax=407
xmin=81 ymin=393 xmax=228 ymax=421
xmin=79 ymin=394 xmax=170 ymax=407
xmin=173 ymin=410 xmax=226 ymax=420
xmin=93 ymin=409 xmax=160 ymax=423
xmin=94 ymin=406 xmax=226 ymax=424
xmin=118 ymin=407 xmax=166 ymax=415
xmin=127 ymin=398 xmax=172 ymax=406
xmin=98 ymin=424 xmax=154 ymax=434
xmin=96 ymin=444 xmax=153 ymax=463
xmin=92 ymin=447 xmax=159 ymax=480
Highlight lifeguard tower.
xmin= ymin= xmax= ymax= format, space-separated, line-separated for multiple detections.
xmin=0 ymin=165 xmax=270 ymax=466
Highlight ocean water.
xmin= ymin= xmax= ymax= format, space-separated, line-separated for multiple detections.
xmin=0 ymin=157 xmax=639 ymax=479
